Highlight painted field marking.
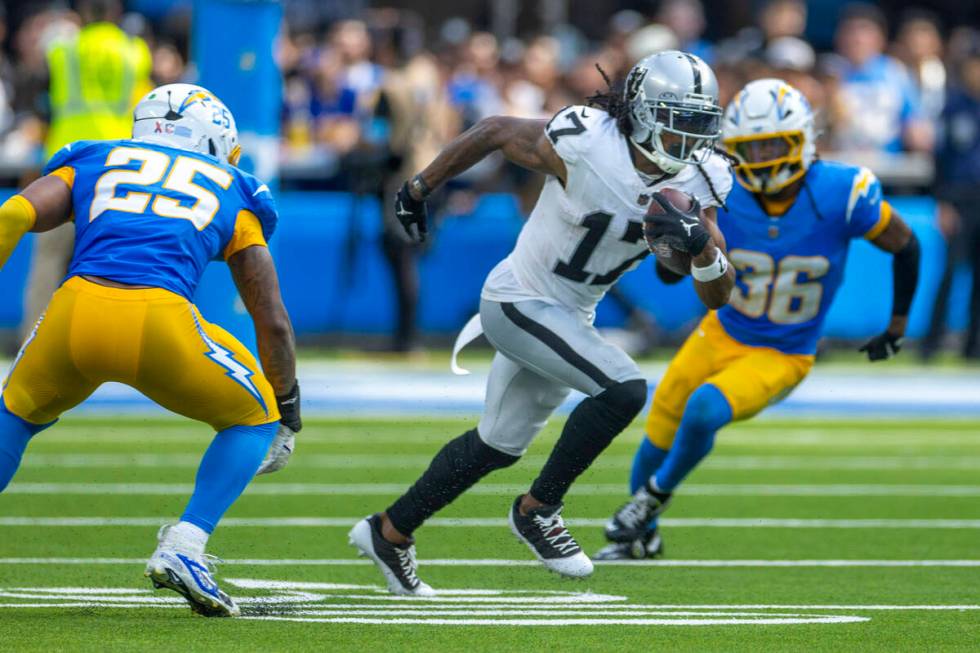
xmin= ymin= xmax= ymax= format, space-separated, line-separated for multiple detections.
xmin=3 ymin=517 xmax=980 ymax=529
xmin=0 ymin=557 xmax=978 ymax=568
xmin=20 ymin=453 xmax=980 ymax=470
xmin=8 ymin=482 xmax=980 ymax=497
xmin=6 ymin=578 xmax=977 ymax=626
xmin=28 ymin=428 xmax=980 ymax=447
xmin=0 ymin=580 xmax=879 ymax=626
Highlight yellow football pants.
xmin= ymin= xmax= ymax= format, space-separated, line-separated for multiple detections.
xmin=2 ymin=276 xmax=279 ymax=430
xmin=645 ymin=312 xmax=814 ymax=450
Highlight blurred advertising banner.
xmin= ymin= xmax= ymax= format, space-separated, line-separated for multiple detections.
xmin=192 ymin=0 xmax=282 ymax=354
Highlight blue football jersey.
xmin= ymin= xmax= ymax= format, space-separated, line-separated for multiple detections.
xmin=43 ymin=139 xmax=278 ymax=300
xmin=716 ymin=160 xmax=889 ymax=355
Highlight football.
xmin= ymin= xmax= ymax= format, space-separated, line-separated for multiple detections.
xmin=647 ymin=187 xmax=695 ymax=276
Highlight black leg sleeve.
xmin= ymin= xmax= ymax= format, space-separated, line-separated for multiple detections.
xmin=386 ymin=429 xmax=519 ymax=536
xmin=529 ymin=379 xmax=648 ymax=505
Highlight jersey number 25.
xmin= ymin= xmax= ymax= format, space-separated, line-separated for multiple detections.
xmin=90 ymin=147 xmax=233 ymax=230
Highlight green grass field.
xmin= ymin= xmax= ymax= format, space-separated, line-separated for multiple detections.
xmin=1 ymin=416 xmax=978 ymax=651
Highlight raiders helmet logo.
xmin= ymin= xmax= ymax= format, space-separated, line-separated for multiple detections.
xmin=626 ymin=66 xmax=648 ymax=101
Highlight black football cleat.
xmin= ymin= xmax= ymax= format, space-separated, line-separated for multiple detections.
xmin=348 ymin=513 xmax=435 ymax=596
xmin=594 ymin=529 xmax=664 ymax=561
xmin=508 ymin=495 xmax=593 ymax=578
xmin=604 ymin=482 xmax=672 ymax=543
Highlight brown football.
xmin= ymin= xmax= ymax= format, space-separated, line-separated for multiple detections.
xmin=646 ymin=188 xmax=694 ymax=276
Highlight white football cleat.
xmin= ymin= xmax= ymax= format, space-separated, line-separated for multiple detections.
xmin=508 ymin=496 xmax=594 ymax=578
xmin=348 ymin=514 xmax=435 ymax=597
xmin=145 ymin=524 xmax=240 ymax=617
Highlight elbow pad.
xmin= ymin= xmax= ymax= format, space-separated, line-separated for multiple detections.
xmin=0 ymin=195 xmax=36 ymax=269
xmin=892 ymin=231 xmax=920 ymax=317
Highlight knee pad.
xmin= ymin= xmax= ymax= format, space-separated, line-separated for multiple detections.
xmin=596 ymin=379 xmax=649 ymax=421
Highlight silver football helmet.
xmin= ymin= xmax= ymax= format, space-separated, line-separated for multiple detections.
xmin=625 ymin=50 xmax=722 ymax=174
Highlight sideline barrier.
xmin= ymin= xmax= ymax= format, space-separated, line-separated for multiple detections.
xmin=0 ymin=191 xmax=965 ymax=340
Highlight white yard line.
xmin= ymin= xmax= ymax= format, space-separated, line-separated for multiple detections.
xmin=2 ymin=517 xmax=980 ymax=528
xmin=7 ymin=482 xmax=980 ymax=497
xmin=21 ymin=453 xmax=980 ymax=470
xmin=0 ymin=557 xmax=978 ymax=568
xmin=29 ymin=429 xmax=980 ymax=447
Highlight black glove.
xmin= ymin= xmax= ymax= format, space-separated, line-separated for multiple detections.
xmin=643 ymin=193 xmax=710 ymax=256
xmin=276 ymin=381 xmax=302 ymax=433
xmin=859 ymin=331 xmax=903 ymax=361
xmin=394 ymin=181 xmax=428 ymax=243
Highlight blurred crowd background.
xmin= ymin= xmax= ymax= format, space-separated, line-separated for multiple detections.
xmin=0 ymin=0 xmax=978 ymax=359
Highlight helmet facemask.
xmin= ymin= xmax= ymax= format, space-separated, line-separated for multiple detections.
xmin=721 ymin=79 xmax=817 ymax=195
xmin=724 ymin=130 xmax=806 ymax=194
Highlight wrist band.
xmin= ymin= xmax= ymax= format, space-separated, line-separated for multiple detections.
xmin=410 ymin=174 xmax=431 ymax=199
xmin=690 ymin=247 xmax=729 ymax=282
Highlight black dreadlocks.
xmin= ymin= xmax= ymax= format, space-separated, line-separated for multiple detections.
xmin=586 ymin=64 xmax=634 ymax=138
xmin=586 ymin=63 xmax=733 ymax=209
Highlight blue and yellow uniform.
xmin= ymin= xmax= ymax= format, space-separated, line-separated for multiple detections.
xmin=2 ymin=139 xmax=280 ymax=430
xmin=646 ymin=160 xmax=891 ymax=449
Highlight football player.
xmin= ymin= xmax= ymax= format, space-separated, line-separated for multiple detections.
xmin=0 ymin=84 xmax=302 ymax=616
xmin=597 ymin=78 xmax=921 ymax=560
xmin=349 ymin=51 xmax=736 ymax=595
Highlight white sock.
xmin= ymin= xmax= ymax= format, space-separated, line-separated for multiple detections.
xmin=162 ymin=521 xmax=209 ymax=556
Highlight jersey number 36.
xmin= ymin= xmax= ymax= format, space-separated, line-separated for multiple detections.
xmin=90 ymin=147 xmax=233 ymax=230
xmin=728 ymin=249 xmax=829 ymax=324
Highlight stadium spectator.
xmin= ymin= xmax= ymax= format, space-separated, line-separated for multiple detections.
xmin=894 ymin=10 xmax=947 ymax=123
xmin=21 ymin=0 xmax=151 ymax=340
xmin=656 ymin=0 xmax=712 ymax=63
xmin=151 ymin=42 xmax=186 ymax=85
xmin=760 ymin=0 xmax=808 ymax=41
xmin=447 ymin=31 xmax=505 ymax=127
xmin=377 ymin=52 xmax=460 ymax=352
xmin=715 ymin=0 xmax=807 ymax=67
xmin=823 ymin=3 xmax=933 ymax=154
xmin=921 ymin=39 xmax=980 ymax=360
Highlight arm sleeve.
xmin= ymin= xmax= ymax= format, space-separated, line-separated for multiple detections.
xmin=0 ymin=195 xmax=37 ymax=269
xmin=845 ymin=167 xmax=889 ymax=239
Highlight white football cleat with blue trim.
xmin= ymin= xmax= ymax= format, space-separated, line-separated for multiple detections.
xmin=145 ymin=524 xmax=240 ymax=617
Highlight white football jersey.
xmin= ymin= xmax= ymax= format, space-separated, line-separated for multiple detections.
xmin=482 ymin=105 xmax=733 ymax=315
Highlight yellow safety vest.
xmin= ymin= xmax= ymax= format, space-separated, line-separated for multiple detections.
xmin=45 ymin=22 xmax=152 ymax=158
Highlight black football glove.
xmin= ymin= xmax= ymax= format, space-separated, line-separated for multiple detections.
xmin=643 ymin=192 xmax=710 ymax=256
xmin=276 ymin=381 xmax=302 ymax=433
xmin=859 ymin=331 xmax=903 ymax=361
xmin=394 ymin=181 xmax=428 ymax=243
